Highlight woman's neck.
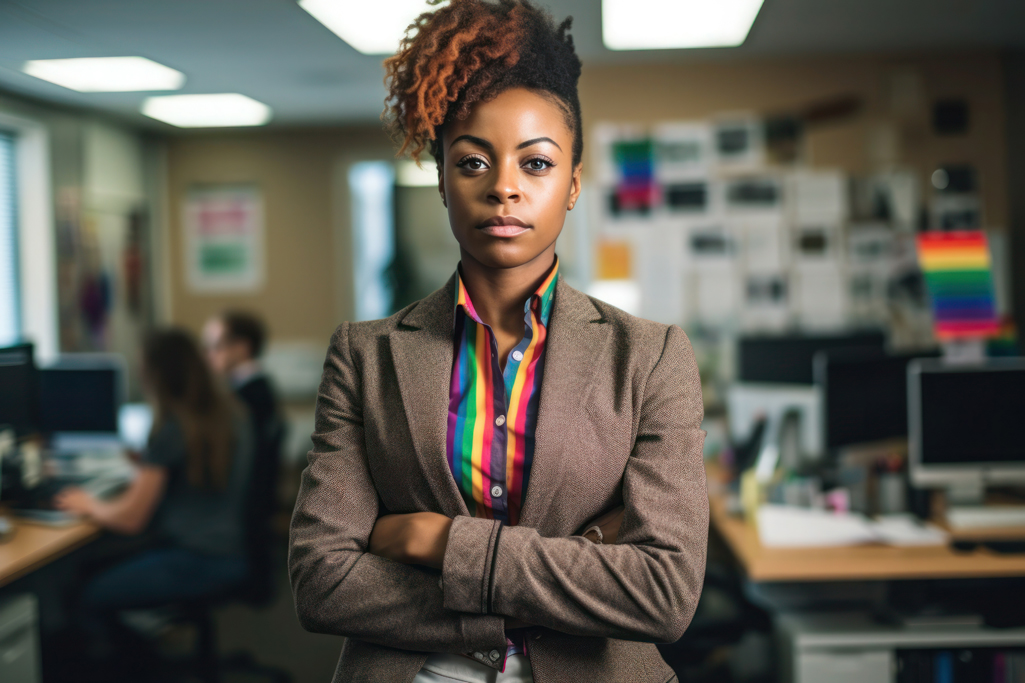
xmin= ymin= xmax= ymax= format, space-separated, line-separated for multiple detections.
xmin=458 ymin=247 xmax=556 ymax=339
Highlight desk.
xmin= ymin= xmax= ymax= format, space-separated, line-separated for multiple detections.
xmin=708 ymin=477 xmax=1025 ymax=583
xmin=0 ymin=519 xmax=101 ymax=588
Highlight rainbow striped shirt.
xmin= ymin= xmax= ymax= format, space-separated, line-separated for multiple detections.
xmin=447 ymin=260 xmax=558 ymax=527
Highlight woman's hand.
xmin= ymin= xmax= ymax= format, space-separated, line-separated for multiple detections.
xmin=369 ymin=512 xmax=453 ymax=570
xmin=582 ymin=505 xmax=625 ymax=545
xmin=54 ymin=487 xmax=97 ymax=518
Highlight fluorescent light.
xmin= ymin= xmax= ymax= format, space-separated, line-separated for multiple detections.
xmin=141 ymin=94 xmax=272 ymax=128
xmin=396 ymin=160 xmax=438 ymax=187
xmin=299 ymin=0 xmax=446 ymax=55
xmin=602 ymin=0 xmax=765 ymax=50
xmin=22 ymin=57 xmax=185 ymax=92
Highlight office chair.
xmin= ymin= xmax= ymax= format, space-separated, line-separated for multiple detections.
xmin=172 ymin=419 xmax=292 ymax=683
xmin=657 ymin=549 xmax=774 ymax=683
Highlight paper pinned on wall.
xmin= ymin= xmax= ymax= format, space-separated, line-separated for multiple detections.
xmin=793 ymin=222 xmax=841 ymax=263
xmin=595 ymin=239 xmax=633 ymax=280
xmin=689 ymin=224 xmax=738 ymax=268
xmin=654 ymin=122 xmax=712 ymax=180
xmin=713 ymin=116 xmax=764 ymax=170
xmin=740 ymin=217 xmax=787 ymax=272
xmin=795 ymin=264 xmax=848 ymax=330
xmin=636 ymin=224 xmax=686 ymax=325
xmin=742 ymin=273 xmax=790 ymax=332
xmin=184 ymin=185 xmax=264 ymax=293
xmin=790 ymin=170 xmax=848 ymax=223
xmin=695 ymin=266 xmax=739 ymax=325
xmin=724 ymin=176 xmax=783 ymax=215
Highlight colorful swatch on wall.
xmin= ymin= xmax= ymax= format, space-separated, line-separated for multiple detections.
xmin=916 ymin=231 xmax=1000 ymax=340
xmin=610 ymin=139 xmax=657 ymax=215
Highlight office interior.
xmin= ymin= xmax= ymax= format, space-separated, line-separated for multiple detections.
xmin=1 ymin=1 xmax=1025 ymax=681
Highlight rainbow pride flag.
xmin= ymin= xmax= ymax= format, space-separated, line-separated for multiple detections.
xmin=916 ymin=231 xmax=1000 ymax=340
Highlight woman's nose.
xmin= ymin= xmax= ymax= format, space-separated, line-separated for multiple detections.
xmin=487 ymin=161 xmax=521 ymax=204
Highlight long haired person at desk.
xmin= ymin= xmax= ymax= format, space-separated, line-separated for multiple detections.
xmin=56 ymin=329 xmax=253 ymax=660
xmin=288 ymin=2 xmax=708 ymax=682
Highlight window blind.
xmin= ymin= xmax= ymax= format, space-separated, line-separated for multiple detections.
xmin=0 ymin=132 xmax=19 ymax=347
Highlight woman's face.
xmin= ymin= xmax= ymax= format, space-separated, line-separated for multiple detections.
xmin=440 ymin=87 xmax=581 ymax=272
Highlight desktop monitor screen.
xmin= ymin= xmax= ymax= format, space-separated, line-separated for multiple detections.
xmin=909 ymin=359 xmax=1025 ymax=486
xmin=0 ymin=343 xmax=38 ymax=437
xmin=737 ymin=331 xmax=886 ymax=385
xmin=816 ymin=349 xmax=939 ymax=451
xmin=38 ymin=367 xmax=120 ymax=434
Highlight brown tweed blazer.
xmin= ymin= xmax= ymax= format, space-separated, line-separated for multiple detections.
xmin=289 ymin=274 xmax=708 ymax=683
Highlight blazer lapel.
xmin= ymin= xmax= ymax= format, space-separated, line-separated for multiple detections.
xmin=519 ymin=278 xmax=612 ymax=528
xmin=389 ymin=275 xmax=469 ymax=518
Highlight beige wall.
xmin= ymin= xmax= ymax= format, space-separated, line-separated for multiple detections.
xmin=579 ymin=51 xmax=1008 ymax=227
xmin=163 ymin=51 xmax=1009 ymax=344
xmin=165 ymin=127 xmax=392 ymax=344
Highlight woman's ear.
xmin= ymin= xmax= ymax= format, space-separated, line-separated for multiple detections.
xmin=567 ymin=162 xmax=583 ymax=211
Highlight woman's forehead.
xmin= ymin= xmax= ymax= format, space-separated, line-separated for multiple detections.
xmin=446 ymin=88 xmax=572 ymax=149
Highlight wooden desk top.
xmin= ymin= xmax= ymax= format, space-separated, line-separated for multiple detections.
xmin=707 ymin=474 xmax=1025 ymax=583
xmin=0 ymin=518 xmax=101 ymax=587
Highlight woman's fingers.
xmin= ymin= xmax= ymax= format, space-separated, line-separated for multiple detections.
xmin=599 ymin=507 xmax=625 ymax=545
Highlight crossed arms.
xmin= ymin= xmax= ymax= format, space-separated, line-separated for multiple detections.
xmin=288 ymin=322 xmax=708 ymax=654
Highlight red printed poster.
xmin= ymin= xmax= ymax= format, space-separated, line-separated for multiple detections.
xmin=185 ymin=185 xmax=264 ymax=292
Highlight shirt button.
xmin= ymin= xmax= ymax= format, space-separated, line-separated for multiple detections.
xmin=491 ymin=485 xmax=503 ymax=497
xmin=495 ymin=415 xmax=506 ymax=427
xmin=512 ymin=350 xmax=524 ymax=362
xmin=473 ymin=652 xmax=485 ymax=661
xmin=489 ymin=649 xmax=501 ymax=661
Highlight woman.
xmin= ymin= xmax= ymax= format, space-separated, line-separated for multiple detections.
xmin=288 ymin=2 xmax=708 ymax=682
xmin=57 ymin=329 xmax=253 ymax=652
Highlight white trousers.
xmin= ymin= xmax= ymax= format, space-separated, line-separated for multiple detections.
xmin=413 ymin=652 xmax=534 ymax=683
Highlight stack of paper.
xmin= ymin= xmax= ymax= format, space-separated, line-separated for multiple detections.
xmin=757 ymin=505 xmax=878 ymax=547
xmin=757 ymin=505 xmax=948 ymax=548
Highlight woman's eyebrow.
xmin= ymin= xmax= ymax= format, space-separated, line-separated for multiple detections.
xmin=449 ymin=134 xmax=492 ymax=150
xmin=517 ymin=136 xmax=562 ymax=151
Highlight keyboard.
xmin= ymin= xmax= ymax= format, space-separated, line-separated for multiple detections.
xmin=947 ymin=506 xmax=1025 ymax=530
xmin=13 ymin=475 xmax=131 ymax=526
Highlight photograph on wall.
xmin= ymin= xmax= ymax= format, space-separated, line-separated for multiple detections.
xmin=184 ymin=184 xmax=264 ymax=293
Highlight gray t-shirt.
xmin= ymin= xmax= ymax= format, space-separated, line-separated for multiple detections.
xmin=143 ymin=415 xmax=254 ymax=557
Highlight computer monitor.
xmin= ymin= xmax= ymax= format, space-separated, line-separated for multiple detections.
xmin=908 ymin=358 xmax=1025 ymax=492
xmin=815 ymin=348 xmax=940 ymax=452
xmin=0 ymin=343 xmax=38 ymax=437
xmin=737 ymin=331 xmax=887 ymax=385
xmin=38 ymin=355 xmax=125 ymax=434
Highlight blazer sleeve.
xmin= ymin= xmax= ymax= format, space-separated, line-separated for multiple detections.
xmin=288 ymin=322 xmax=508 ymax=655
xmin=440 ymin=324 xmax=708 ymax=643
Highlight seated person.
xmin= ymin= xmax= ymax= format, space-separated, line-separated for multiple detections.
xmin=203 ymin=311 xmax=284 ymax=565
xmin=203 ymin=310 xmax=281 ymax=450
xmin=56 ymin=328 xmax=254 ymax=656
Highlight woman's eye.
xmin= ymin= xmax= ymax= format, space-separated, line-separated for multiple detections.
xmin=458 ymin=157 xmax=487 ymax=171
xmin=526 ymin=158 xmax=552 ymax=171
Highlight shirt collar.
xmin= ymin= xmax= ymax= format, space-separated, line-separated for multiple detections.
xmin=230 ymin=359 xmax=262 ymax=388
xmin=454 ymin=257 xmax=560 ymax=329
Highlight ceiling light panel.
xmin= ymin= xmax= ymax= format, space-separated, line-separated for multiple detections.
xmin=299 ymin=0 xmax=446 ymax=55
xmin=22 ymin=57 xmax=185 ymax=92
xmin=602 ymin=0 xmax=765 ymax=50
xmin=141 ymin=94 xmax=272 ymax=128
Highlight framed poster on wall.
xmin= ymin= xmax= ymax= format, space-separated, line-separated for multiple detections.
xmin=184 ymin=185 xmax=264 ymax=293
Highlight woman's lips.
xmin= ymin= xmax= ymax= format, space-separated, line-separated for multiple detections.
xmin=478 ymin=216 xmax=530 ymax=237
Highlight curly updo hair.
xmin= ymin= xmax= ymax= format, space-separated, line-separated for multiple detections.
xmin=383 ymin=0 xmax=583 ymax=169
